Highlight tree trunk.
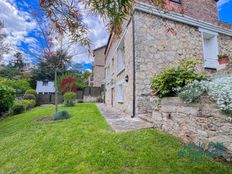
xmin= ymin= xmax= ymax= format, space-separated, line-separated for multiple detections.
xmin=54 ymin=68 xmax=58 ymax=114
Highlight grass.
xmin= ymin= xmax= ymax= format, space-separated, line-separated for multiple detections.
xmin=0 ymin=104 xmax=231 ymax=174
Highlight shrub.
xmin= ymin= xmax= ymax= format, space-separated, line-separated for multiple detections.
xmin=21 ymin=100 xmax=31 ymax=110
xmin=151 ymin=59 xmax=206 ymax=97
xmin=11 ymin=101 xmax=25 ymax=115
xmin=21 ymin=99 xmax=36 ymax=110
xmin=53 ymin=110 xmax=70 ymax=120
xmin=61 ymin=77 xmax=77 ymax=93
xmin=25 ymin=89 xmax=37 ymax=96
xmin=179 ymin=75 xmax=232 ymax=117
xmin=178 ymin=80 xmax=208 ymax=103
xmin=0 ymin=86 xmax=16 ymax=116
xmin=0 ymin=78 xmax=30 ymax=94
xmin=24 ymin=94 xmax=36 ymax=101
xmin=64 ymin=92 xmax=76 ymax=107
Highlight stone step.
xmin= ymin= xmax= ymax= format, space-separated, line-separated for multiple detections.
xmin=138 ymin=114 xmax=154 ymax=123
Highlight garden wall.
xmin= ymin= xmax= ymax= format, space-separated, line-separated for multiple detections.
xmin=152 ymin=97 xmax=232 ymax=161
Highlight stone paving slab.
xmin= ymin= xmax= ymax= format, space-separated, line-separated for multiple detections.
xmin=96 ymin=104 xmax=153 ymax=132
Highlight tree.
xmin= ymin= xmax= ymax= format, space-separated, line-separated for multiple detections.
xmin=40 ymin=0 xmax=165 ymax=36
xmin=0 ymin=21 xmax=10 ymax=62
xmin=11 ymin=52 xmax=25 ymax=71
xmin=44 ymin=49 xmax=72 ymax=113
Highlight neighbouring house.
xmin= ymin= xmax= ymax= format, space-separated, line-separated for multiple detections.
xmin=104 ymin=0 xmax=232 ymax=119
xmin=92 ymin=45 xmax=107 ymax=87
xmin=36 ymin=80 xmax=55 ymax=94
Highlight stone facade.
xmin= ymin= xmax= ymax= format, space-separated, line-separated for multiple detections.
xmin=92 ymin=46 xmax=106 ymax=87
xmin=104 ymin=1 xmax=232 ymax=118
xmin=134 ymin=10 xmax=232 ymax=119
xmin=104 ymin=20 xmax=134 ymax=116
xmin=152 ymin=96 xmax=232 ymax=161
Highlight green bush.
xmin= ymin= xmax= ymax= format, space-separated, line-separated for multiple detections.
xmin=11 ymin=101 xmax=25 ymax=115
xmin=0 ymin=78 xmax=31 ymax=95
xmin=151 ymin=59 xmax=206 ymax=98
xmin=64 ymin=92 xmax=76 ymax=107
xmin=21 ymin=99 xmax=36 ymax=110
xmin=23 ymin=94 xmax=36 ymax=101
xmin=25 ymin=89 xmax=37 ymax=96
xmin=0 ymin=86 xmax=16 ymax=116
xmin=53 ymin=110 xmax=70 ymax=120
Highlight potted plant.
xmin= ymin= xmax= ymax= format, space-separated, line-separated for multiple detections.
xmin=218 ymin=54 xmax=229 ymax=65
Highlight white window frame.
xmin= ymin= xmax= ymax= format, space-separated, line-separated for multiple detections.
xmin=199 ymin=28 xmax=219 ymax=69
xmin=117 ymin=79 xmax=124 ymax=103
xmin=117 ymin=40 xmax=125 ymax=74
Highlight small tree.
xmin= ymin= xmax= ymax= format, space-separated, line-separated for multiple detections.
xmin=61 ymin=77 xmax=77 ymax=93
xmin=44 ymin=49 xmax=72 ymax=113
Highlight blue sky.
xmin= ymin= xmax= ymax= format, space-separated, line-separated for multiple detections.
xmin=0 ymin=0 xmax=232 ymax=71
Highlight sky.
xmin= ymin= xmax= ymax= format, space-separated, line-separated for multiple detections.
xmin=0 ymin=0 xmax=232 ymax=71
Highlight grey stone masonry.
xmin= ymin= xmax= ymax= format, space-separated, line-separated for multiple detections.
xmin=152 ymin=96 xmax=232 ymax=162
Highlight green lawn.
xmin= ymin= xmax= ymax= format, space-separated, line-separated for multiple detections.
xmin=0 ymin=104 xmax=231 ymax=174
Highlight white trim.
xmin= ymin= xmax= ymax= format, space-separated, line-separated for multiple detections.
xmin=134 ymin=2 xmax=232 ymax=36
xmin=199 ymin=29 xmax=219 ymax=69
xmin=117 ymin=79 xmax=124 ymax=103
xmin=199 ymin=28 xmax=218 ymax=36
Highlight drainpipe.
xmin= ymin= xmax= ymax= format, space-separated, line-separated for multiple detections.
xmin=132 ymin=13 xmax=136 ymax=118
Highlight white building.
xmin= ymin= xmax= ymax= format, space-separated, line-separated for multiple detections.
xmin=36 ymin=80 xmax=55 ymax=94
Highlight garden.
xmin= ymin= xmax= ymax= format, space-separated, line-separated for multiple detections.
xmin=1 ymin=104 xmax=232 ymax=174
xmin=151 ymin=58 xmax=232 ymax=117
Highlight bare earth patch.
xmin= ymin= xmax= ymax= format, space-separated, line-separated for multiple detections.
xmin=36 ymin=116 xmax=54 ymax=122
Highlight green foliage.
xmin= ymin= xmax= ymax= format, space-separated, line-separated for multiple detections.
xmin=0 ymin=78 xmax=31 ymax=95
xmin=64 ymin=92 xmax=76 ymax=107
xmin=25 ymin=89 xmax=37 ymax=96
xmin=53 ymin=110 xmax=70 ymax=120
xmin=178 ymin=81 xmax=208 ymax=103
xmin=0 ymin=86 xmax=16 ymax=116
xmin=21 ymin=99 xmax=36 ymax=110
xmin=151 ymin=59 xmax=206 ymax=97
xmin=11 ymin=100 xmax=25 ymax=115
xmin=23 ymin=94 xmax=36 ymax=101
xmin=0 ymin=66 xmax=20 ymax=79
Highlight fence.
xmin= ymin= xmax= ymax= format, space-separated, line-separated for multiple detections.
xmin=37 ymin=87 xmax=103 ymax=105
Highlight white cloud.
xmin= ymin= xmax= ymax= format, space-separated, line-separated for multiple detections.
xmin=0 ymin=0 xmax=36 ymax=63
xmin=217 ymin=0 xmax=231 ymax=11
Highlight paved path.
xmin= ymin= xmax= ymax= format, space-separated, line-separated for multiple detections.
xmin=96 ymin=104 xmax=153 ymax=132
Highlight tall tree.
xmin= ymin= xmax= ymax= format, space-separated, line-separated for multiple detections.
xmin=11 ymin=52 xmax=25 ymax=71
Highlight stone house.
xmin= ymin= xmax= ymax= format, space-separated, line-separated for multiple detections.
xmin=91 ymin=45 xmax=107 ymax=87
xmin=104 ymin=0 xmax=232 ymax=119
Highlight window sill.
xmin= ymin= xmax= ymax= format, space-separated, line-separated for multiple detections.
xmin=117 ymin=67 xmax=125 ymax=76
xmin=117 ymin=99 xmax=124 ymax=103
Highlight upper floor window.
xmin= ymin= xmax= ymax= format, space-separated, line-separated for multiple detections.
xmin=43 ymin=81 xmax=48 ymax=86
xmin=117 ymin=40 xmax=125 ymax=73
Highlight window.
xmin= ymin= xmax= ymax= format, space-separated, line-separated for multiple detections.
xmin=43 ymin=81 xmax=48 ymax=86
xmin=117 ymin=80 xmax=124 ymax=103
xmin=170 ymin=0 xmax=181 ymax=3
xmin=117 ymin=40 xmax=125 ymax=73
xmin=199 ymin=28 xmax=219 ymax=69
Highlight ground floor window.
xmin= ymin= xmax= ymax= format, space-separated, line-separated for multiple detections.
xmin=117 ymin=80 xmax=124 ymax=103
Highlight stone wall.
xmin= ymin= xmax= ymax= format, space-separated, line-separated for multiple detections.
xmin=152 ymin=97 xmax=232 ymax=161
xmin=134 ymin=10 xmax=232 ymax=119
xmin=134 ymin=11 xmax=204 ymax=118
